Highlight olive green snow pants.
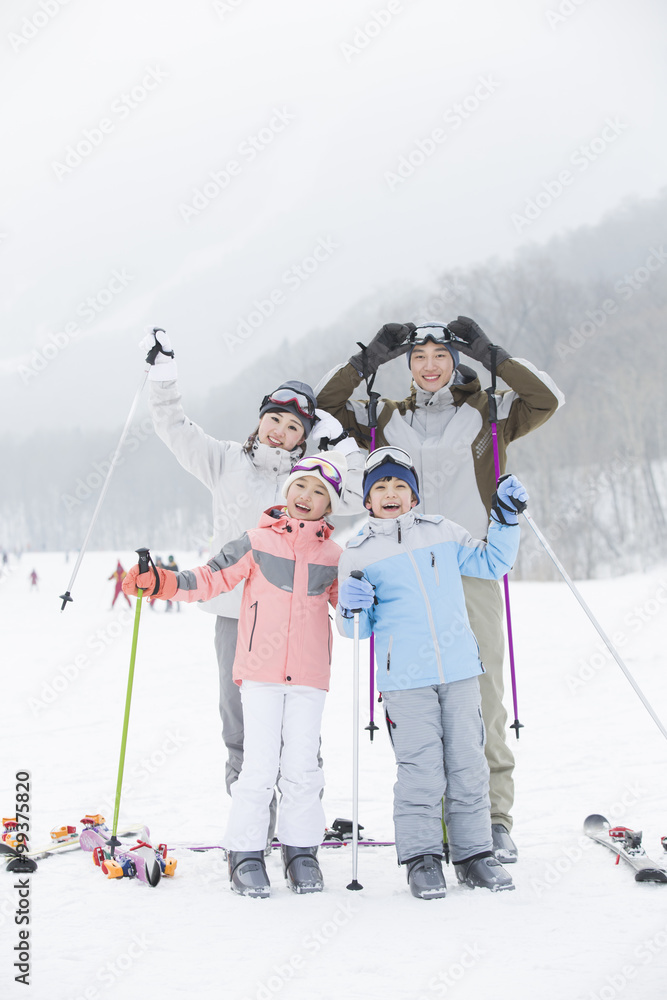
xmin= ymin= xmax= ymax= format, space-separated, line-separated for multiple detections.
xmin=462 ymin=576 xmax=515 ymax=831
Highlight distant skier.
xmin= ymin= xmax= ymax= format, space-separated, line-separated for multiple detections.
xmin=29 ymin=569 xmax=38 ymax=590
xmin=108 ymin=561 xmax=131 ymax=608
xmin=166 ymin=556 xmax=180 ymax=612
xmin=148 ymin=557 xmax=165 ymax=611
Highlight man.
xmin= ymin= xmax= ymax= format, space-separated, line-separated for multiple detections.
xmin=317 ymin=317 xmax=564 ymax=861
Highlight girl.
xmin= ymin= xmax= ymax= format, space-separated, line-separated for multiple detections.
xmin=140 ymin=330 xmax=362 ymax=845
xmin=124 ymin=452 xmax=347 ymax=897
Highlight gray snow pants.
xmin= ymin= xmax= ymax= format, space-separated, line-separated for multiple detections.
xmin=382 ymin=678 xmax=492 ymax=864
xmin=214 ymin=615 xmax=277 ymax=840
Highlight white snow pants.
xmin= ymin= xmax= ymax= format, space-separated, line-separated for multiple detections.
xmin=224 ymin=680 xmax=327 ymax=851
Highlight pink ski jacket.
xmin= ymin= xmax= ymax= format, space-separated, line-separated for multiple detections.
xmin=172 ymin=508 xmax=342 ymax=691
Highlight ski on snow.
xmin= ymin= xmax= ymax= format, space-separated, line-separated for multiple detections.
xmin=181 ymin=817 xmax=395 ymax=853
xmin=182 ymin=840 xmax=396 ymax=852
xmin=584 ymin=814 xmax=667 ymax=883
xmin=79 ymin=825 xmax=176 ymax=887
xmin=1 ymin=815 xmax=145 ymax=864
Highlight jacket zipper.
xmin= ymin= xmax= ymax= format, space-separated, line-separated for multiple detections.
xmin=431 ymin=551 xmax=439 ymax=586
xmin=386 ymin=635 xmax=393 ymax=672
xmin=248 ymin=601 xmax=259 ymax=651
xmin=327 ymin=613 xmax=333 ymax=665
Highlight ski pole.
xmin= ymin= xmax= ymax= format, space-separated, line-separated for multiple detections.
xmin=365 ymin=390 xmax=381 ymax=742
xmin=347 ymin=571 xmax=364 ymax=891
xmin=59 ymin=369 xmax=150 ymax=611
xmin=441 ymin=799 xmax=450 ymax=865
xmin=522 ymin=511 xmax=667 ymax=745
xmin=109 ymin=547 xmax=156 ymax=856
xmin=487 ymin=346 xmax=523 ymax=738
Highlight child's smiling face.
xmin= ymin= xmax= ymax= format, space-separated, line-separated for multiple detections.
xmin=365 ymin=477 xmax=418 ymax=519
xmin=285 ymin=475 xmax=331 ymax=520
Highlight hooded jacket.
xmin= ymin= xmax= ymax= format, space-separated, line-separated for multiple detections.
xmin=317 ymin=358 xmax=564 ymax=539
xmin=336 ymin=509 xmax=519 ymax=692
xmin=149 ymin=379 xmax=363 ymax=617
xmin=170 ymin=508 xmax=341 ymax=691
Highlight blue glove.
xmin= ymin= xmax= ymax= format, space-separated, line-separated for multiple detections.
xmin=490 ymin=474 xmax=529 ymax=526
xmin=339 ymin=575 xmax=375 ymax=613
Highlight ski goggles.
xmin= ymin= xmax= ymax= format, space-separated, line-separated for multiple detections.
xmin=407 ymin=323 xmax=460 ymax=346
xmin=364 ymin=446 xmax=415 ymax=476
xmin=262 ymin=388 xmax=316 ymax=419
xmin=290 ymin=457 xmax=344 ymax=495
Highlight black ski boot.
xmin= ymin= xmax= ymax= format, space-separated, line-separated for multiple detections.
xmin=228 ymin=850 xmax=270 ymax=898
xmin=282 ymin=845 xmax=324 ymax=893
xmin=455 ymin=852 xmax=515 ymax=892
xmin=406 ymin=854 xmax=447 ymax=899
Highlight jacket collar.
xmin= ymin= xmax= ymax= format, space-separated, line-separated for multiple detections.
xmin=348 ymin=509 xmax=443 ymax=548
xmin=259 ymin=507 xmax=334 ymax=540
xmin=251 ymin=439 xmax=300 ymax=476
xmin=367 ymin=509 xmax=417 ymax=536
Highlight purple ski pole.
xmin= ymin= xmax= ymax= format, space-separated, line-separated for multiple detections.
xmin=487 ymin=346 xmax=523 ymax=738
xmin=365 ymin=391 xmax=381 ymax=741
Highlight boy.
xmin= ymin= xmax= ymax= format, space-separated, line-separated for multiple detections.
xmin=336 ymin=447 xmax=527 ymax=898
xmin=124 ymin=452 xmax=347 ymax=897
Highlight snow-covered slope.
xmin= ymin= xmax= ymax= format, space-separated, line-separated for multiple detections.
xmin=2 ymin=552 xmax=666 ymax=1000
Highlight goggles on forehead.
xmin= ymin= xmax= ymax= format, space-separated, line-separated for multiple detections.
xmin=263 ymin=388 xmax=315 ymax=419
xmin=408 ymin=323 xmax=460 ymax=346
xmin=364 ymin=446 xmax=417 ymax=478
xmin=290 ymin=457 xmax=344 ymax=495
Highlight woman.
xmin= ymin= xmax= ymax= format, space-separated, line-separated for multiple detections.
xmin=141 ymin=329 xmax=362 ymax=845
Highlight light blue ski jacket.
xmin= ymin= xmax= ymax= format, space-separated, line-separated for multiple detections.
xmin=336 ymin=511 xmax=519 ymax=691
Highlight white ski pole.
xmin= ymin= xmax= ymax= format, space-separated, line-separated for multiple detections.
xmin=59 ymin=369 xmax=149 ymax=610
xmin=522 ymin=510 xmax=667 ymax=744
xmin=347 ymin=572 xmax=364 ymax=891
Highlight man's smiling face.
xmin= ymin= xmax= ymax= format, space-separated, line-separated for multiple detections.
xmin=410 ymin=340 xmax=455 ymax=393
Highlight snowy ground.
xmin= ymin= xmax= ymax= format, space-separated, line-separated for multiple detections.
xmin=2 ymin=551 xmax=667 ymax=1000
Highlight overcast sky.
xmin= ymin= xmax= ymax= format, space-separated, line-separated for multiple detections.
xmin=2 ymin=0 xmax=666 ymax=433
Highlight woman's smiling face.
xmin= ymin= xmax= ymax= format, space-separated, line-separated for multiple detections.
xmin=257 ymin=411 xmax=306 ymax=451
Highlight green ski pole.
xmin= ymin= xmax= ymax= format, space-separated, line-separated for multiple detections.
xmin=441 ymin=798 xmax=450 ymax=865
xmin=108 ymin=546 xmax=154 ymax=857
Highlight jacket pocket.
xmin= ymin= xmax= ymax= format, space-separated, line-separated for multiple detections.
xmin=248 ymin=601 xmax=259 ymax=651
xmin=386 ymin=635 xmax=394 ymax=673
xmin=478 ymin=706 xmax=486 ymax=748
xmin=430 ymin=552 xmax=440 ymax=586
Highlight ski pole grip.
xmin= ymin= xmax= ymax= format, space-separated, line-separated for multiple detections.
xmin=136 ymin=547 xmax=150 ymax=576
xmin=349 ymin=570 xmax=366 ymax=615
xmin=144 ymin=328 xmax=173 ymax=366
xmin=367 ymin=391 xmax=381 ymax=430
xmin=135 ymin=546 xmax=160 ymax=597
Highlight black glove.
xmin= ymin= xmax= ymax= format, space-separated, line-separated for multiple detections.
xmin=447 ymin=316 xmax=510 ymax=372
xmin=349 ymin=323 xmax=416 ymax=379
